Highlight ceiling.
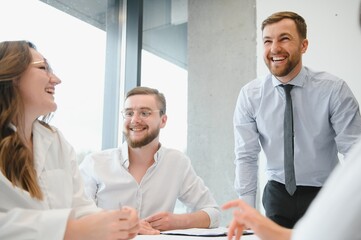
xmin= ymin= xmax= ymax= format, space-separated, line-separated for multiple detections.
xmin=40 ymin=0 xmax=107 ymax=30
xmin=40 ymin=0 xmax=188 ymax=68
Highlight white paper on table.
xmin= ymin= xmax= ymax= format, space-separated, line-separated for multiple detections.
xmin=160 ymin=227 xmax=254 ymax=237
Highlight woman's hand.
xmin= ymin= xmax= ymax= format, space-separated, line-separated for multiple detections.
xmin=222 ymin=199 xmax=292 ymax=240
xmin=64 ymin=207 xmax=139 ymax=240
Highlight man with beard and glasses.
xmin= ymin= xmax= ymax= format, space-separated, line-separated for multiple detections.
xmin=80 ymin=86 xmax=220 ymax=235
xmin=233 ymin=11 xmax=361 ymax=229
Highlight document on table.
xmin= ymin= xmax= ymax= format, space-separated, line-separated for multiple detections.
xmin=160 ymin=227 xmax=254 ymax=237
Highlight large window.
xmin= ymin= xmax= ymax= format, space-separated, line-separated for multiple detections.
xmin=0 ymin=0 xmax=187 ymax=159
xmin=141 ymin=50 xmax=188 ymax=152
xmin=141 ymin=0 xmax=188 ymax=212
xmin=0 ymin=0 xmax=106 ymax=161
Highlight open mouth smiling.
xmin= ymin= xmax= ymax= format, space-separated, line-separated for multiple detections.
xmin=130 ymin=126 xmax=147 ymax=132
xmin=271 ymin=56 xmax=287 ymax=62
xmin=45 ymin=87 xmax=54 ymax=94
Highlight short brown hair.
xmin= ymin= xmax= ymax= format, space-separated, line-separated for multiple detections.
xmin=126 ymin=86 xmax=166 ymax=115
xmin=261 ymin=11 xmax=307 ymax=39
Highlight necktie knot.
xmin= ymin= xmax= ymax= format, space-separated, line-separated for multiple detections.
xmin=282 ymin=84 xmax=293 ymax=94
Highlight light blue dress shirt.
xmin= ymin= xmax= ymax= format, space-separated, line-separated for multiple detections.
xmin=233 ymin=66 xmax=361 ymax=207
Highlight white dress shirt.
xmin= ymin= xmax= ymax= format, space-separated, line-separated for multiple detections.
xmin=234 ymin=66 xmax=361 ymax=207
xmin=79 ymin=142 xmax=221 ymax=228
xmin=292 ymin=139 xmax=361 ymax=240
xmin=0 ymin=121 xmax=99 ymax=240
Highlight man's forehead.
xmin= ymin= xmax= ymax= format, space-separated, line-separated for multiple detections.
xmin=263 ymin=19 xmax=297 ymax=34
xmin=124 ymin=94 xmax=157 ymax=107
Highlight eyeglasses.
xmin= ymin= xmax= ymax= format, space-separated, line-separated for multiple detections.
xmin=121 ymin=109 xmax=162 ymax=119
xmin=31 ymin=59 xmax=53 ymax=74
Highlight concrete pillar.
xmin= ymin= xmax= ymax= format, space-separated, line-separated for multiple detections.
xmin=187 ymin=0 xmax=257 ymax=225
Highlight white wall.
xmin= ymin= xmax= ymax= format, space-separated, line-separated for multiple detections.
xmin=257 ymin=0 xmax=361 ymax=103
xmin=256 ymin=0 xmax=361 ymax=213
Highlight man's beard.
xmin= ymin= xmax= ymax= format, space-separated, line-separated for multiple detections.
xmin=125 ymin=127 xmax=160 ymax=148
xmin=269 ymin=59 xmax=298 ymax=77
xmin=266 ymin=51 xmax=302 ymax=78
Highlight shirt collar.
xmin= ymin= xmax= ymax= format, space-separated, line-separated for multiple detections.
xmin=121 ymin=142 xmax=129 ymax=166
xmin=271 ymin=66 xmax=307 ymax=88
xmin=121 ymin=141 xmax=164 ymax=168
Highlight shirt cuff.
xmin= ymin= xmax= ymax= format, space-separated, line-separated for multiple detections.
xmin=201 ymin=207 xmax=221 ymax=228
xmin=239 ymin=195 xmax=256 ymax=208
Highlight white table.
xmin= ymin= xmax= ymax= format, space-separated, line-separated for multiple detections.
xmin=135 ymin=234 xmax=260 ymax=240
xmin=134 ymin=227 xmax=261 ymax=240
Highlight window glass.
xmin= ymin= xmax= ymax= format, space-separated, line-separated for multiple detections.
xmin=141 ymin=50 xmax=188 ymax=152
xmin=141 ymin=0 xmax=188 ymax=213
xmin=0 ymin=0 xmax=106 ymax=162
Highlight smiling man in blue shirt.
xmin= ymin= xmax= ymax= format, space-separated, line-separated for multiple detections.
xmin=233 ymin=11 xmax=361 ymax=228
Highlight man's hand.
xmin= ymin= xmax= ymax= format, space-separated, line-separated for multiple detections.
xmin=138 ymin=220 xmax=160 ymax=235
xmin=144 ymin=212 xmax=180 ymax=231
